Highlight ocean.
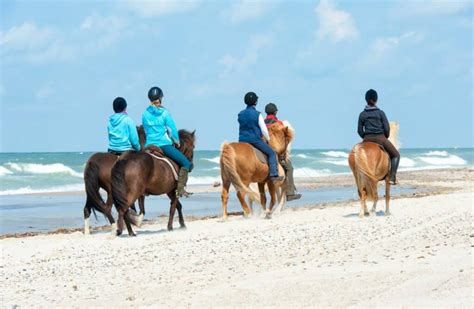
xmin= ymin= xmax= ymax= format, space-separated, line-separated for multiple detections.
xmin=0 ymin=148 xmax=472 ymax=234
xmin=0 ymin=148 xmax=472 ymax=195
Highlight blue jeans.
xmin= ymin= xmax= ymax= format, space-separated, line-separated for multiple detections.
xmin=247 ymin=140 xmax=279 ymax=177
xmin=161 ymin=145 xmax=191 ymax=171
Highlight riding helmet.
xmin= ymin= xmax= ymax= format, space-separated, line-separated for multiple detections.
xmin=113 ymin=97 xmax=127 ymax=113
xmin=148 ymin=86 xmax=164 ymax=102
xmin=244 ymin=92 xmax=258 ymax=106
xmin=365 ymin=89 xmax=378 ymax=104
xmin=265 ymin=103 xmax=278 ymax=114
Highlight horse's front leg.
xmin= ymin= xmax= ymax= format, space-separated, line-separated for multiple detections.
xmin=83 ymin=205 xmax=91 ymax=235
xmin=135 ymin=195 xmax=145 ymax=227
xmin=105 ymin=193 xmax=115 ymax=225
xmin=167 ymin=192 xmax=179 ymax=231
xmin=176 ymin=200 xmax=186 ymax=229
xmin=258 ymin=183 xmax=267 ymax=213
xmin=266 ymin=181 xmax=277 ymax=219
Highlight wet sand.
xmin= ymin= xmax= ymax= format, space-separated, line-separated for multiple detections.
xmin=1 ymin=168 xmax=472 ymax=307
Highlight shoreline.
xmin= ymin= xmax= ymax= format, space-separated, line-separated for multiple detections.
xmin=0 ymin=167 xmax=470 ymax=239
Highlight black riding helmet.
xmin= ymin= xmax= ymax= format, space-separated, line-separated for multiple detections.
xmin=113 ymin=97 xmax=127 ymax=113
xmin=365 ymin=89 xmax=378 ymax=104
xmin=244 ymin=92 xmax=258 ymax=106
xmin=148 ymin=86 xmax=164 ymax=102
xmin=265 ymin=103 xmax=278 ymax=115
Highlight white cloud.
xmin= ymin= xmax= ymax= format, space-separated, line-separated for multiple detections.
xmin=0 ymin=22 xmax=55 ymax=51
xmin=36 ymin=85 xmax=54 ymax=98
xmin=372 ymin=31 xmax=423 ymax=55
xmin=223 ymin=0 xmax=276 ymax=23
xmin=218 ymin=34 xmax=273 ymax=78
xmin=123 ymin=0 xmax=199 ymax=17
xmin=314 ymin=0 xmax=358 ymax=43
xmin=396 ymin=0 xmax=470 ymax=17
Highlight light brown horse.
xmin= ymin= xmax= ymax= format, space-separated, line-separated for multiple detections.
xmin=220 ymin=124 xmax=294 ymax=219
xmin=82 ymin=126 xmax=146 ymax=234
xmin=348 ymin=122 xmax=399 ymax=218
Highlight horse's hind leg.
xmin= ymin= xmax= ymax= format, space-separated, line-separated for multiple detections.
xmin=359 ymin=189 xmax=367 ymax=218
xmin=221 ymin=180 xmax=231 ymax=220
xmin=105 ymin=193 xmax=115 ymax=225
xmin=83 ymin=205 xmax=91 ymax=235
xmin=258 ymin=183 xmax=267 ymax=213
xmin=385 ymin=177 xmax=391 ymax=216
xmin=115 ymin=210 xmax=125 ymax=236
xmin=236 ymin=191 xmax=251 ymax=217
xmin=124 ymin=210 xmax=136 ymax=237
xmin=135 ymin=195 xmax=145 ymax=227
xmin=167 ymin=193 xmax=179 ymax=231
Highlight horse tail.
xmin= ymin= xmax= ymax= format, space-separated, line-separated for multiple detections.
xmin=84 ymin=160 xmax=107 ymax=220
xmin=353 ymin=144 xmax=378 ymax=201
xmin=111 ymin=159 xmax=141 ymax=226
xmin=220 ymin=143 xmax=259 ymax=200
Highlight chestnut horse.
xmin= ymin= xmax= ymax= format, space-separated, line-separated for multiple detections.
xmin=348 ymin=122 xmax=399 ymax=218
xmin=111 ymin=130 xmax=196 ymax=236
xmin=220 ymin=124 xmax=294 ymax=219
xmin=82 ymin=126 xmax=146 ymax=234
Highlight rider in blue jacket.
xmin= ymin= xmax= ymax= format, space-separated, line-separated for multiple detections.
xmin=107 ymin=97 xmax=140 ymax=154
xmin=142 ymin=87 xmax=192 ymax=198
xmin=238 ymin=92 xmax=283 ymax=182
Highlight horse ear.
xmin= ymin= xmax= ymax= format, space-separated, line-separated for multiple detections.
xmin=192 ymin=130 xmax=196 ymax=136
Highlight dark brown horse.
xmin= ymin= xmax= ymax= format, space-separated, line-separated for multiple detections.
xmin=111 ymin=129 xmax=196 ymax=237
xmin=82 ymin=126 xmax=146 ymax=234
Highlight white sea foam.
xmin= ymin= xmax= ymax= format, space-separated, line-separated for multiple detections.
xmin=0 ymin=184 xmax=84 ymax=196
xmin=0 ymin=166 xmax=13 ymax=177
xmin=321 ymin=159 xmax=349 ymax=166
xmin=188 ymin=176 xmax=221 ymax=185
xmin=294 ymin=168 xmax=333 ymax=178
xmin=417 ymin=155 xmax=466 ymax=166
xmin=201 ymin=156 xmax=220 ymax=164
xmin=424 ymin=150 xmax=449 ymax=157
xmin=400 ymin=157 xmax=416 ymax=168
xmin=294 ymin=154 xmax=313 ymax=159
xmin=5 ymin=163 xmax=83 ymax=178
xmin=321 ymin=151 xmax=348 ymax=158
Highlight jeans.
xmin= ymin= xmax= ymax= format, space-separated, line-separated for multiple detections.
xmin=363 ymin=134 xmax=400 ymax=159
xmin=247 ymin=139 xmax=279 ymax=177
xmin=161 ymin=145 xmax=192 ymax=170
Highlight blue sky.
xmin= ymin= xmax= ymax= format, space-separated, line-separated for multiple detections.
xmin=1 ymin=0 xmax=472 ymax=152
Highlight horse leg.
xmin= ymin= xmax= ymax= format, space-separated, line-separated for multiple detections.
xmin=371 ymin=191 xmax=378 ymax=215
xmin=236 ymin=191 xmax=251 ymax=217
xmin=385 ymin=177 xmax=391 ymax=216
xmin=359 ymin=189 xmax=367 ymax=218
xmin=105 ymin=193 xmax=115 ymax=225
xmin=83 ymin=205 xmax=91 ymax=235
xmin=177 ymin=200 xmax=186 ymax=229
xmin=167 ymin=193 xmax=179 ymax=231
xmin=115 ymin=210 xmax=125 ymax=236
xmin=258 ymin=183 xmax=267 ymax=214
xmin=266 ymin=182 xmax=277 ymax=219
xmin=123 ymin=210 xmax=136 ymax=237
xmin=135 ymin=195 xmax=145 ymax=227
xmin=221 ymin=180 xmax=231 ymax=220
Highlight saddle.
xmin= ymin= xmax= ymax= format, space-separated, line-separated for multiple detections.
xmin=145 ymin=145 xmax=179 ymax=180
xmin=252 ymin=147 xmax=268 ymax=164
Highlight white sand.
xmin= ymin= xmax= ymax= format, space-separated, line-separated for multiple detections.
xmin=1 ymin=175 xmax=473 ymax=307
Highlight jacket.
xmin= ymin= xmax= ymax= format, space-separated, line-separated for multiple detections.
xmin=142 ymin=105 xmax=179 ymax=147
xmin=358 ymin=105 xmax=390 ymax=138
xmin=107 ymin=113 xmax=140 ymax=152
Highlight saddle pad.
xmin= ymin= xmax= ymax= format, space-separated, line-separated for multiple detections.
xmin=146 ymin=152 xmax=179 ymax=181
xmin=253 ymin=147 xmax=268 ymax=164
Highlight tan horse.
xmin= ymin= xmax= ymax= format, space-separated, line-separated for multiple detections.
xmin=220 ymin=124 xmax=294 ymax=219
xmin=348 ymin=122 xmax=399 ymax=218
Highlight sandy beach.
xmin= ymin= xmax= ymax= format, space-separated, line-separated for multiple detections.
xmin=1 ymin=168 xmax=472 ymax=307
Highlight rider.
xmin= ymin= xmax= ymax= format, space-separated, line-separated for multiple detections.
xmin=142 ymin=86 xmax=192 ymax=198
xmin=358 ymin=89 xmax=400 ymax=185
xmin=264 ymin=103 xmax=302 ymax=201
xmin=107 ymin=97 xmax=141 ymax=155
xmin=238 ymin=92 xmax=283 ymax=183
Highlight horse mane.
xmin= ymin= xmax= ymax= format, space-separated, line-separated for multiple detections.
xmin=267 ymin=123 xmax=294 ymax=157
xmin=178 ymin=129 xmax=196 ymax=160
xmin=389 ymin=122 xmax=400 ymax=150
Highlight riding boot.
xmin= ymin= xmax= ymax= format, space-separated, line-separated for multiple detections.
xmin=177 ymin=168 xmax=192 ymax=198
xmin=390 ymin=157 xmax=400 ymax=185
xmin=283 ymin=159 xmax=301 ymax=201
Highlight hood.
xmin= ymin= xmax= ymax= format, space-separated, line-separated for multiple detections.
xmin=109 ymin=113 xmax=127 ymax=127
xmin=146 ymin=105 xmax=166 ymax=116
xmin=364 ymin=105 xmax=379 ymax=111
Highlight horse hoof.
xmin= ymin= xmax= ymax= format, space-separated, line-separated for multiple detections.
xmin=179 ymin=224 xmax=187 ymax=229
xmin=385 ymin=211 xmax=391 ymax=216
xmin=358 ymin=213 xmax=364 ymax=218
xmin=167 ymin=226 xmax=173 ymax=231
xmin=116 ymin=230 xmax=122 ymax=236
xmin=129 ymin=233 xmax=136 ymax=237
xmin=265 ymin=214 xmax=272 ymax=220
xmin=83 ymin=229 xmax=90 ymax=235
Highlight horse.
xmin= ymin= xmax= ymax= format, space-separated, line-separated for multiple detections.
xmin=82 ymin=126 xmax=146 ymax=234
xmin=348 ymin=122 xmax=400 ymax=218
xmin=220 ymin=124 xmax=294 ymax=219
xmin=111 ymin=129 xmax=196 ymax=237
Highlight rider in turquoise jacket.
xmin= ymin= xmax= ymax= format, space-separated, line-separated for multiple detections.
xmin=142 ymin=87 xmax=192 ymax=198
xmin=107 ymin=97 xmax=140 ymax=154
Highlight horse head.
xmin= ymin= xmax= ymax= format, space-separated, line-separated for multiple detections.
xmin=268 ymin=124 xmax=294 ymax=157
xmin=137 ymin=125 xmax=146 ymax=150
xmin=178 ymin=129 xmax=196 ymax=162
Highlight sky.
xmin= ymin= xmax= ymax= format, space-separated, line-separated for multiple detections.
xmin=0 ymin=0 xmax=472 ymax=152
